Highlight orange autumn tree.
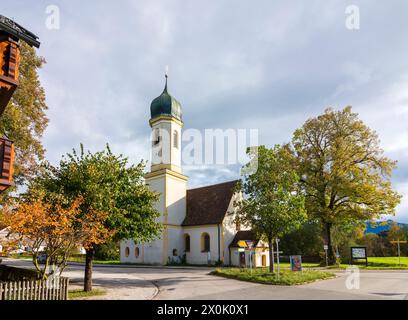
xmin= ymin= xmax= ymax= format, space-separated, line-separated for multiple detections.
xmin=1 ymin=196 xmax=114 ymax=279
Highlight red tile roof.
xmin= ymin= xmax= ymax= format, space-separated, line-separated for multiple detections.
xmin=182 ymin=180 xmax=238 ymax=226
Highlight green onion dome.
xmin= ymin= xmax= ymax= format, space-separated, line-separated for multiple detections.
xmin=150 ymin=75 xmax=182 ymax=121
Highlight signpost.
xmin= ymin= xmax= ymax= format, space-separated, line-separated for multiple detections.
xmin=323 ymin=244 xmax=329 ymax=267
xmin=350 ymin=246 xmax=368 ymax=266
xmin=390 ymin=239 xmax=407 ymax=266
xmin=246 ymin=241 xmax=254 ymax=274
xmin=276 ymin=238 xmax=281 ymax=278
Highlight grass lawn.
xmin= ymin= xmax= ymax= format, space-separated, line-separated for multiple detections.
xmin=68 ymin=256 xmax=122 ymax=265
xmin=211 ymin=268 xmax=335 ymax=285
xmin=9 ymin=254 xmax=33 ymax=260
xmin=333 ymin=256 xmax=408 ymax=270
xmin=68 ymin=289 xmax=107 ymax=299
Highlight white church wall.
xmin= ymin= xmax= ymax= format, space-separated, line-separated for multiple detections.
xmin=170 ymin=121 xmax=182 ymax=169
xmin=166 ymin=226 xmax=185 ymax=264
xmin=166 ymin=175 xmax=187 ymax=226
xmin=120 ymin=238 xmax=163 ymax=264
xmin=142 ymin=237 xmax=164 ymax=264
xmin=120 ymin=175 xmax=167 ymax=264
xmin=183 ymin=225 xmax=220 ymax=265
xmin=222 ymin=192 xmax=247 ymax=265
xmin=146 ymin=176 xmax=166 ymax=223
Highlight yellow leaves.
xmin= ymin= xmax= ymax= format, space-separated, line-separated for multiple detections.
xmin=2 ymin=195 xmax=115 ymax=253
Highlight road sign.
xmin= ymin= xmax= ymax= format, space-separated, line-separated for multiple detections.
xmin=238 ymin=248 xmax=245 ymax=252
xmin=350 ymin=246 xmax=368 ymax=266
xmin=323 ymin=245 xmax=328 ymax=250
xmin=246 ymin=240 xmax=254 ymax=249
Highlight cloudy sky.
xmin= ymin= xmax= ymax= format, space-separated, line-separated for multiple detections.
xmin=3 ymin=1 xmax=408 ymax=222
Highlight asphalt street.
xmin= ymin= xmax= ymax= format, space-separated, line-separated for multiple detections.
xmin=2 ymin=258 xmax=408 ymax=300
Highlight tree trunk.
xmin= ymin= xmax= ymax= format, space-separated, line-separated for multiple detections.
xmin=268 ymin=239 xmax=274 ymax=273
xmin=84 ymin=247 xmax=94 ymax=292
xmin=324 ymin=222 xmax=336 ymax=265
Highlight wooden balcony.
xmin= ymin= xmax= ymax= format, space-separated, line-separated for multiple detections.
xmin=0 ymin=35 xmax=20 ymax=117
xmin=0 ymin=137 xmax=14 ymax=192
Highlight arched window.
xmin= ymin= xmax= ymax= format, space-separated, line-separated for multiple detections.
xmin=184 ymin=234 xmax=190 ymax=252
xmin=135 ymin=247 xmax=140 ymax=258
xmin=173 ymin=130 xmax=179 ymax=148
xmin=153 ymin=128 xmax=161 ymax=146
xmin=125 ymin=247 xmax=130 ymax=257
xmin=201 ymin=233 xmax=210 ymax=252
xmin=173 ymin=249 xmax=178 ymax=256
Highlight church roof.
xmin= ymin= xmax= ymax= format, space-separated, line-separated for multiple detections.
xmin=182 ymin=180 xmax=238 ymax=226
xmin=229 ymin=230 xmax=259 ymax=248
xmin=150 ymin=75 xmax=182 ymax=122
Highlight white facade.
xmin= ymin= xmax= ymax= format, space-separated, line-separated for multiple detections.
xmin=120 ymin=80 xmax=269 ymax=267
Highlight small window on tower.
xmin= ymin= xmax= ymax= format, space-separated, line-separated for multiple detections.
xmin=153 ymin=128 xmax=161 ymax=146
xmin=173 ymin=130 xmax=179 ymax=149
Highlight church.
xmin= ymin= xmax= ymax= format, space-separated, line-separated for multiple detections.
xmin=120 ymin=76 xmax=270 ymax=267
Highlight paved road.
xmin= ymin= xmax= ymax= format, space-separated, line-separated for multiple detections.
xmin=2 ymin=258 xmax=408 ymax=300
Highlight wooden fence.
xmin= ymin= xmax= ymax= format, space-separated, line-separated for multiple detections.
xmin=0 ymin=277 xmax=69 ymax=300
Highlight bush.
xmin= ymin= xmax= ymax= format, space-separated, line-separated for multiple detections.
xmin=94 ymin=241 xmax=120 ymax=261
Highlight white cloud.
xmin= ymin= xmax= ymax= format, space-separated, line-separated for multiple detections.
xmin=4 ymin=0 xmax=408 ymax=222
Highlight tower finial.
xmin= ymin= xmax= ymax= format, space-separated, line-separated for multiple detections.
xmin=164 ymin=65 xmax=169 ymax=92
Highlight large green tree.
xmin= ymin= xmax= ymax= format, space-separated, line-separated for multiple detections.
xmin=292 ymin=107 xmax=401 ymax=264
xmin=0 ymin=42 xmax=48 ymax=189
xmin=236 ymin=145 xmax=306 ymax=272
xmin=28 ymin=144 xmax=162 ymax=291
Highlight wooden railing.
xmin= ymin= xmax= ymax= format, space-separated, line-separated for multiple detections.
xmin=0 ymin=277 xmax=69 ymax=300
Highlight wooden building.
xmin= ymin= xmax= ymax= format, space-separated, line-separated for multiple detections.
xmin=0 ymin=15 xmax=40 ymax=192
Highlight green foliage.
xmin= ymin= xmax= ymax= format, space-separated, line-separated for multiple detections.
xmin=27 ymin=144 xmax=162 ymax=244
xmin=357 ymin=233 xmax=388 ymax=257
xmin=332 ymin=257 xmax=408 ymax=269
xmin=211 ymin=268 xmax=335 ymax=285
xmin=68 ymin=289 xmax=106 ymax=299
xmin=280 ymin=221 xmax=322 ymax=256
xmin=94 ymin=241 xmax=120 ymax=261
xmin=237 ymin=145 xmax=306 ymax=241
xmin=292 ymin=107 xmax=401 ymax=264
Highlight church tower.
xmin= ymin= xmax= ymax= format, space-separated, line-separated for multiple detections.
xmin=143 ymin=75 xmax=188 ymax=264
